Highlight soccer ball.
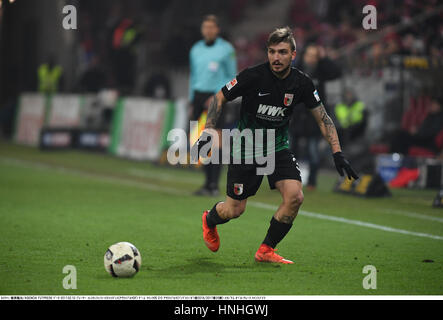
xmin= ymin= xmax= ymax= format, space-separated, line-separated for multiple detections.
xmin=104 ymin=242 xmax=142 ymax=278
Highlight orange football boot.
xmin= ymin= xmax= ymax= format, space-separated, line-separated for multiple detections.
xmin=202 ymin=210 xmax=220 ymax=252
xmin=254 ymin=244 xmax=293 ymax=264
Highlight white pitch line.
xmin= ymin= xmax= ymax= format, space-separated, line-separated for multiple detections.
xmin=2 ymin=156 xmax=443 ymax=242
xmin=249 ymin=201 xmax=443 ymax=241
xmin=381 ymin=209 xmax=443 ymax=224
xmin=0 ymin=157 xmax=184 ymax=196
xmin=128 ymin=168 xmax=202 ymax=184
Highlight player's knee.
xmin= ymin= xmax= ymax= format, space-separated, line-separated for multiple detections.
xmin=286 ymin=192 xmax=304 ymax=210
xmin=294 ymin=192 xmax=304 ymax=207
xmin=227 ymin=203 xmax=246 ymax=219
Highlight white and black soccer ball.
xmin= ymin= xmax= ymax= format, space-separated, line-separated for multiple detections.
xmin=104 ymin=242 xmax=142 ymax=278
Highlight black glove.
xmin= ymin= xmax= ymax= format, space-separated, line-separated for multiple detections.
xmin=333 ymin=152 xmax=359 ymax=180
xmin=191 ymin=131 xmax=213 ymax=162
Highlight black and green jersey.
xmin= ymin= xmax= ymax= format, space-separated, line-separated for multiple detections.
xmin=221 ymin=62 xmax=322 ymax=159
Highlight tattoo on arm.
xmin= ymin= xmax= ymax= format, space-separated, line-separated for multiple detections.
xmin=205 ymin=95 xmax=222 ymax=129
xmin=316 ymin=105 xmax=341 ymax=152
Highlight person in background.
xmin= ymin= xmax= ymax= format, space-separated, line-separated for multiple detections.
xmin=37 ymin=55 xmax=63 ymax=95
xmin=389 ymin=94 xmax=443 ymax=188
xmin=78 ymin=55 xmax=107 ymax=93
xmin=390 ymin=94 xmax=443 ymax=155
xmin=144 ymin=73 xmax=171 ymax=100
xmin=334 ymin=88 xmax=367 ymax=148
xmin=189 ymin=14 xmax=237 ymax=196
xmin=291 ymin=44 xmax=342 ymax=190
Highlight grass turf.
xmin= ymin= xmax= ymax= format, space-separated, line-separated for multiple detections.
xmin=0 ymin=141 xmax=442 ymax=295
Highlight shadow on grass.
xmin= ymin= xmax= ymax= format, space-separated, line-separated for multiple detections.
xmin=147 ymin=256 xmax=283 ymax=278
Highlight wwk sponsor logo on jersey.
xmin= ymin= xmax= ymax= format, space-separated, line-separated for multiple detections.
xmin=256 ymin=103 xmax=286 ymax=120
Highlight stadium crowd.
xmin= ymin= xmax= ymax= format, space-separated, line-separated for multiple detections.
xmin=2 ymin=0 xmax=441 ymax=162
xmin=73 ymin=0 xmax=443 ymax=92
xmin=234 ymin=0 xmax=443 ymax=71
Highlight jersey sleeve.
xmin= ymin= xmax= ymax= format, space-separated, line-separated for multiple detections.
xmin=221 ymin=67 xmax=256 ymax=101
xmin=301 ymin=77 xmax=322 ymax=109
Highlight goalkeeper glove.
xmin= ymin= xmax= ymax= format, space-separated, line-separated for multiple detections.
xmin=333 ymin=152 xmax=359 ymax=180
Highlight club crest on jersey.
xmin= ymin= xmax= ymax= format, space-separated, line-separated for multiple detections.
xmin=226 ymin=78 xmax=238 ymax=91
xmin=233 ymin=183 xmax=243 ymax=196
xmin=284 ymin=93 xmax=294 ymax=106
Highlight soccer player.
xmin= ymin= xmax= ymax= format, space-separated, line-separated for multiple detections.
xmin=189 ymin=14 xmax=237 ymax=196
xmin=192 ymin=27 xmax=358 ymax=264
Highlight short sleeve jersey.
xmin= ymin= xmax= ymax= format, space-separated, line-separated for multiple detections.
xmin=221 ymin=62 xmax=322 ymax=157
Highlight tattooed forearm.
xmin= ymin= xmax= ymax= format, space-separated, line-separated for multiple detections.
xmin=312 ymin=105 xmax=341 ymax=153
xmin=205 ymin=95 xmax=223 ymax=129
xmin=320 ymin=107 xmax=341 ymax=151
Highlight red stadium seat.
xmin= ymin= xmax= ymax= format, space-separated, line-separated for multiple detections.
xmin=407 ymin=129 xmax=443 ymax=157
xmin=435 ymin=130 xmax=443 ymax=150
xmin=389 ymin=167 xmax=420 ymax=188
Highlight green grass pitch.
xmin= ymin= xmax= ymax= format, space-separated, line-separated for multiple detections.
xmin=0 ymin=140 xmax=442 ymax=295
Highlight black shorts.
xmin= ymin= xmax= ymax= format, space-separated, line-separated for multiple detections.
xmin=226 ymin=149 xmax=302 ymax=200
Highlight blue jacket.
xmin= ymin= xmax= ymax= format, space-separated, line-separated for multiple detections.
xmin=189 ymin=37 xmax=237 ymax=100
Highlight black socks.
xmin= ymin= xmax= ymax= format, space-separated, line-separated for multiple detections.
xmin=203 ymin=147 xmax=222 ymax=191
xmin=206 ymin=201 xmax=230 ymax=228
xmin=206 ymin=204 xmax=293 ymax=249
xmin=204 ymin=163 xmax=222 ymax=191
xmin=262 ymin=217 xmax=293 ymax=248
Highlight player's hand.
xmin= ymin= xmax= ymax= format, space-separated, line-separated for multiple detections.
xmin=191 ymin=130 xmax=213 ymax=162
xmin=333 ymin=152 xmax=359 ymax=180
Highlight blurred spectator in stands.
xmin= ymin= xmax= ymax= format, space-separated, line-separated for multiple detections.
xmin=292 ymin=27 xmax=307 ymax=54
xmin=383 ymin=26 xmax=401 ymax=56
xmin=78 ymin=55 xmax=107 ymax=93
xmin=107 ymin=7 xmax=142 ymax=95
xmin=291 ymin=44 xmax=342 ymax=190
xmin=368 ymin=42 xmax=385 ymax=70
xmin=400 ymin=33 xmax=425 ymax=56
xmin=37 ymin=55 xmax=63 ymax=95
xmin=144 ymin=73 xmax=171 ymax=99
xmin=334 ymin=20 xmax=356 ymax=48
xmin=77 ymin=11 xmax=96 ymax=76
xmin=228 ymin=0 xmax=249 ymax=23
xmin=389 ymin=94 xmax=443 ymax=188
xmin=233 ymin=37 xmax=250 ymax=71
xmin=429 ymin=39 xmax=443 ymax=67
xmin=334 ymin=88 xmax=367 ymax=148
xmin=390 ymin=94 xmax=443 ymax=155
xmin=289 ymin=0 xmax=316 ymax=29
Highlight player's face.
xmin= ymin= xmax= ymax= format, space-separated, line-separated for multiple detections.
xmin=267 ymin=42 xmax=296 ymax=77
xmin=201 ymin=21 xmax=219 ymax=43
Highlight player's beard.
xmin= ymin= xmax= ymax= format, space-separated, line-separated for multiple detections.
xmin=270 ymin=62 xmax=291 ymax=78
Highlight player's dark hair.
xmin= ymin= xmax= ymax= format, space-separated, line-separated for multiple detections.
xmin=267 ymin=27 xmax=296 ymax=51
xmin=202 ymin=14 xmax=219 ymax=27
